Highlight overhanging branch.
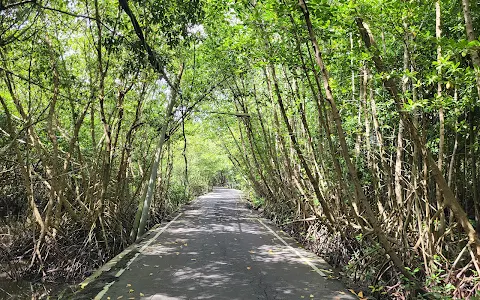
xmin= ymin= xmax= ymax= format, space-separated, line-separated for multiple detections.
xmin=118 ymin=0 xmax=174 ymax=89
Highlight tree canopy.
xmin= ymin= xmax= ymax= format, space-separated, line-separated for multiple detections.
xmin=1 ymin=0 xmax=480 ymax=298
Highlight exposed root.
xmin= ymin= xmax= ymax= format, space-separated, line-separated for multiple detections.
xmin=257 ymin=201 xmax=479 ymax=299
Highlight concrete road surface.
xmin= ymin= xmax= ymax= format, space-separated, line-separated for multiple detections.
xmin=76 ymin=188 xmax=355 ymax=300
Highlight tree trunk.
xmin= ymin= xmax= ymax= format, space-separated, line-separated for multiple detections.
xmin=356 ymin=17 xmax=480 ymax=261
xmin=267 ymin=63 xmax=335 ymax=231
xmin=134 ymin=64 xmax=184 ymax=240
xmin=436 ymin=0 xmax=446 ymax=238
xmin=299 ymin=0 xmax=416 ymax=282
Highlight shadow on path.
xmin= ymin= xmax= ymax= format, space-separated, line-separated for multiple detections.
xmin=75 ymin=188 xmax=355 ymax=300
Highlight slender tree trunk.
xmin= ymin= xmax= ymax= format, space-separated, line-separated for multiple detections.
xmin=287 ymin=14 xmax=347 ymax=216
xmin=369 ymin=74 xmax=394 ymax=213
xmin=436 ymin=0 xmax=446 ymax=238
xmin=448 ymin=89 xmax=458 ymax=189
xmin=299 ymin=0 xmax=416 ymax=282
xmin=356 ymin=17 xmax=480 ymax=260
xmin=95 ymin=0 xmax=112 ymax=210
xmin=267 ymin=63 xmax=335 ymax=231
xmin=362 ymin=67 xmax=387 ymax=222
xmin=0 ymin=96 xmax=46 ymax=263
xmin=395 ymin=24 xmax=408 ymax=210
xmin=134 ymin=65 xmax=184 ymax=240
xmin=264 ymin=68 xmax=295 ymax=182
xmin=470 ymin=112 xmax=480 ymax=232
xmin=182 ymin=112 xmax=189 ymax=196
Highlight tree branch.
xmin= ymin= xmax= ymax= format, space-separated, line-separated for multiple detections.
xmin=0 ymin=0 xmax=35 ymax=11
xmin=118 ymin=0 xmax=174 ymax=88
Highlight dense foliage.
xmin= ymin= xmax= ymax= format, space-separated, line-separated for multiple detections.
xmin=0 ymin=0 xmax=232 ymax=286
xmin=1 ymin=0 xmax=480 ymax=298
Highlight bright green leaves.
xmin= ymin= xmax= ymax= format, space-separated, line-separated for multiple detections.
xmin=144 ymin=0 xmax=205 ymax=47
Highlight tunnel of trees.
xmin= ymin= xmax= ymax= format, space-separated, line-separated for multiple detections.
xmin=1 ymin=0 xmax=480 ymax=298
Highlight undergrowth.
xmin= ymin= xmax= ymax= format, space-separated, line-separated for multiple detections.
xmin=246 ymin=194 xmax=480 ymax=300
xmin=0 ymin=186 xmax=201 ymax=296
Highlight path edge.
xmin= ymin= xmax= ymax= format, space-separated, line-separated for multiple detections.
xmin=78 ymin=194 xmax=203 ymax=291
xmin=238 ymin=190 xmax=336 ymax=278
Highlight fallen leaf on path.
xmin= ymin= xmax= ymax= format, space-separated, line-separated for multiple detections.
xmin=184 ymin=243 xmax=188 ymax=246
xmin=191 ymin=258 xmax=196 ymax=261
xmin=301 ymin=296 xmax=304 ymax=299
xmin=129 ymin=289 xmax=134 ymax=293
xmin=358 ymin=291 xmax=364 ymax=298
xmin=175 ymin=252 xmax=180 ymax=255
xmin=249 ymin=250 xmax=255 ymax=254
xmin=140 ymin=293 xmax=145 ymax=296
xmin=247 ymin=266 xmax=251 ymax=270
xmin=210 ymin=252 xmax=215 ymax=254
xmin=117 ymin=297 xmax=123 ymax=299
xmin=309 ymin=295 xmax=314 ymax=298
xmin=126 ymin=284 xmax=132 ymax=287
xmin=149 ymin=273 xmax=153 ymax=276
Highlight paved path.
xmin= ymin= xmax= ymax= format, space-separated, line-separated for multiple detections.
xmin=79 ymin=188 xmax=355 ymax=300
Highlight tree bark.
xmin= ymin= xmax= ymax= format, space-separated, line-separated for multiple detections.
xmin=356 ymin=17 xmax=480 ymax=261
xmin=436 ymin=0 xmax=446 ymax=238
xmin=135 ymin=65 xmax=184 ymax=240
xmin=267 ymin=63 xmax=335 ymax=231
xmin=299 ymin=0 xmax=416 ymax=282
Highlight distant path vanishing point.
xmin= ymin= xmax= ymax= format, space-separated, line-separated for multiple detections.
xmin=76 ymin=188 xmax=355 ymax=300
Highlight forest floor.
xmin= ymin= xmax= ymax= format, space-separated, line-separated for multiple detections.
xmin=73 ymin=188 xmax=354 ymax=299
